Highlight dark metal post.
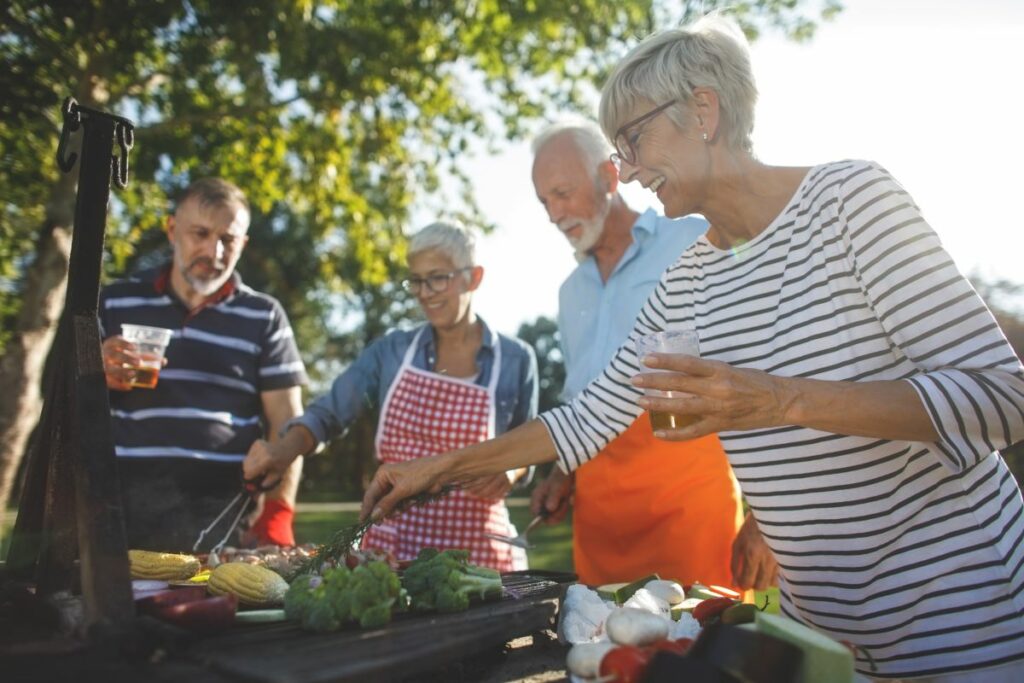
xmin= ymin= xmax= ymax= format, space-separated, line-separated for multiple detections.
xmin=5 ymin=98 xmax=136 ymax=628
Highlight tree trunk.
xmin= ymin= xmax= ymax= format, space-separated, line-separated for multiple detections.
xmin=0 ymin=64 xmax=107 ymax=538
xmin=0 ymin=175 xmax=76 ymax=538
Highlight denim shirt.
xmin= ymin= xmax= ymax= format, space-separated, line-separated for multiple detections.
xmin=293 ymin=318 xmax=538 ymax=446
xmin=558 ymin=209 xmax=708 ymax=398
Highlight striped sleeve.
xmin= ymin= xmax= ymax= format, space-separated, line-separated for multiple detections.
xmin=258 ymin=299 xmax=308 ymax=390
xmin=539 ymin=276 xmax=670 ymax=473
xmin=839 ymin=162 xmax=1024 ymax=471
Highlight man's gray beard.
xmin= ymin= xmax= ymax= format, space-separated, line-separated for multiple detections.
xmin=183 ymin=268 xmax=227 ymax=296
xmin=570 ymin=198 xmax=612 ymax=259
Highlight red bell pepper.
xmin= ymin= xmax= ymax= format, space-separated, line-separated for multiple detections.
xmin=691 ymin=596 xmax=740 ymax=625
xmin=599 ymin=644 xmax=654 ymax=683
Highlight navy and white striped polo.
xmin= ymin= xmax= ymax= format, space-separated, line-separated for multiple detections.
xmin=99 ymin=265 xmax=308 ymax=464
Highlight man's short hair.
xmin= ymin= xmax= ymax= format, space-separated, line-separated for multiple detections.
xmin=532 ymin=119 xmax=614 ymax=181
xmin=176 ymin=178 xmax=250 ymax=213
xmin=408 ymin=221 xmax=476 ymax=270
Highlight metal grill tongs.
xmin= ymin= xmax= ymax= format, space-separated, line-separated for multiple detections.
xmin=484 ymin=508 xmax=549 ymax=549
xmin=191 ymin=474 xmax=280 ymax=554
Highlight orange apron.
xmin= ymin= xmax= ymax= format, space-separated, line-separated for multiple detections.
xmin=573 ymin=412 xmax=744 ymax=591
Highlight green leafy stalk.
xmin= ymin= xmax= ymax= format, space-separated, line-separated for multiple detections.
xmin=299 ymin=486 xmax=456 ymax=575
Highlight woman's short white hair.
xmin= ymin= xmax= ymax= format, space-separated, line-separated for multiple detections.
xmin=532 ymin=119 xmax=614 ymax=181
xmin=599 ymin=14 xmax=757 ymax=152
xmin=408 ymin=221 xmax=476 ymax=270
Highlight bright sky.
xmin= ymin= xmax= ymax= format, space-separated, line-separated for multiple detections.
xmin=465 ymin=0 xmax=1024 ymax=336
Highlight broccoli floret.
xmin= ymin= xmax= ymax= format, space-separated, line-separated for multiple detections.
xmin=402 ymin=548 xmax=503 ymax=614
xmin=283 ymin=573 xmax=321 ymax=622
xmin=346 ymin=561 xmax=407 ymax=629
xmin=303 ymin=595 xmax=342 ymax=632
xmin=289 ymin=561 xmax=404 ymax=632
xmin=318 ymin=566 xmax=353 ymax=623
xmin=357 ymin=604 xmax=392 ymax=629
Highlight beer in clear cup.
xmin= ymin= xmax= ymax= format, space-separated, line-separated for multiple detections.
xmin=635 ymin=330 xmax=700 ymax=432
xmin=121 ymin=324 xmax=173 ymax=389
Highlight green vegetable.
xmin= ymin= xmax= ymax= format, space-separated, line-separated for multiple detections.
xmin=305 ymin=595 xmax=343 ymax=632
xmin=720 ymin=602 xmax=758 ymax=625
xmin=234 ymin=609 xmax=287 ymax=624
xmin=298 ymin=487 xmax=457 ymax=575
xmin=755 ymin=612 xmax=854 ymax=683
xmin=283 ymin=574 xmax=321 ymax=622
xmin=348 ymin=560 xmax=409 ymax=628
xmin=282 ymin=562 xmax=408 ymax=632
xmin=596 ymin=574 xmax=661 ymax=605
xmin=402 ymin=548 xmax=503 ymax=613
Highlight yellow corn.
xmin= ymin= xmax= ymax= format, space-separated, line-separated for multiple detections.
xmin=207 ymin=562 xmax=289 ymax=607
xmin=128 ymin=550 xmax=201 ymax=581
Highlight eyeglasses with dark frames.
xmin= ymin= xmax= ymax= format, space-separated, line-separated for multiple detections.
xmin=401 ymin=267 xmax=472 ymax=295
xmin=610 ymin=99 xmax=678 ymax=168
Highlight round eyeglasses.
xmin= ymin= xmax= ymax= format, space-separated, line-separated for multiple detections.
xmin=401 ymin=267 xmax=472 ymax=295
xmin=611 ymin=99 xmax=678 ymax=167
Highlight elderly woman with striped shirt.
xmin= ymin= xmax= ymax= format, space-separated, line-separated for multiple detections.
xmin=362 ymin=16 xmax=1024 ymax=681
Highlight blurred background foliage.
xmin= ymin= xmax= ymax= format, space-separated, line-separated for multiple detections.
xmin=28 ymin=0 xmax=1011 ymax=513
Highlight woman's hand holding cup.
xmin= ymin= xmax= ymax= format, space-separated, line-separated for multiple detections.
xmin=632 ymin=332 xmax=793 ymax=439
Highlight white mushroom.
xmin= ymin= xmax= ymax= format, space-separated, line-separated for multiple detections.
xmin=623 ymin=587 xmax=671 ymax=616
xmin=605 ymin=607 xmax=671 ymax=646
xmin=566 ymin=641 xmax=616 ymax=678
xmin=557 ymin=584 xmax=613 ymax=644
xmin=644 ymin=579 xmax=686 ymax=606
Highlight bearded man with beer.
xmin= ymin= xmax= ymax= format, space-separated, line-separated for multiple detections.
xmin=99 ymin=178 xmax=307 ymax=552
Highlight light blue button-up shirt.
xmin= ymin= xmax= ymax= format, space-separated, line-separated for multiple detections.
xmin=557 ymin=208 xmax=708 ymax=399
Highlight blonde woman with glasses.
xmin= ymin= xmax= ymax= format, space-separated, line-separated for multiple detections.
xmin=244 ymin=221 xmax=538 ymax=571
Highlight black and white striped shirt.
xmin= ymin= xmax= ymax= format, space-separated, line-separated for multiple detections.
xmin=539 ymin=160 xmax=1024 ymax=678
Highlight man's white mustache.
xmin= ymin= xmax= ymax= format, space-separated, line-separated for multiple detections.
xmin=189 ymin=258 xmax=225 ymax=275
xmin=558 ymin=219 xmax=584 ymax=234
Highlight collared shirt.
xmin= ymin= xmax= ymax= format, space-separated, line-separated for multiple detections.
xmin=557 ymin=208 xmax=708 ymax=398
xmin=294 ymin=318 xmax=538 ymax=445
xmin=99 ymin=265 xmax=308 ymax=464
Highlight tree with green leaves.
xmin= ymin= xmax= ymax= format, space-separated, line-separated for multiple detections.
xmin=516 ymin=316 xmax=565 ymax=413
xmin=0 ymin=0 xmax=841 ymax=524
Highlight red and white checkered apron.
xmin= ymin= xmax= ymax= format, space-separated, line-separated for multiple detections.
xmin=361 ymin=327 xmax=526 ymax=571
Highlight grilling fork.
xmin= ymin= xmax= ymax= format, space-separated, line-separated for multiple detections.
xmin=484 ymin=509 xmax=548 ymax=549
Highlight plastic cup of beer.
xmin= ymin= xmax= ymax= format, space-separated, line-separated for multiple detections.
xmin=121 ymin=324 xmax=173 ymax=389
xmin=635 ymin=329 xmax=700 ymax=432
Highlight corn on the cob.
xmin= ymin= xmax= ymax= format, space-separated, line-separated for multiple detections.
xmin=128 ymin=550 xmax=201 ymax=581
xmin=207 ymin=562 xmax=289 ymax=607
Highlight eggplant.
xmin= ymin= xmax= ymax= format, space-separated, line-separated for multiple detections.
xmin=135 ymin=586 xmax=207 ymax=615
xmin=151 ymin=593 xmax=238 ymax=634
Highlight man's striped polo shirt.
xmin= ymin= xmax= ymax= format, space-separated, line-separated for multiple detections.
xmin=99 ymin=265 xmax=307 ymax=465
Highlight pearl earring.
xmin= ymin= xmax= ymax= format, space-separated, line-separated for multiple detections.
xmin=702 ymin=131 xmax=709 ymax=142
